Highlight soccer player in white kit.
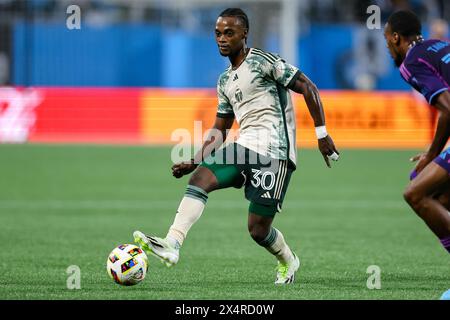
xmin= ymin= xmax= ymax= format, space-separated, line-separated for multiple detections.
xmin=134 ymin=8 xmax=339 ymax=284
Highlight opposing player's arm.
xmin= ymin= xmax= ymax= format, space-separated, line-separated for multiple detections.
xmin=171 ymin=116 xmax=234 ymax=179
xmin=425 ymin=90 xmax=450 ymax=159
xmin=288 ymin=73 xmax=340 ymax=168
xmin=412 ymin=90 xmax=450 ymax=172
xmin=406 ymin=62 xmax=450 ymax=172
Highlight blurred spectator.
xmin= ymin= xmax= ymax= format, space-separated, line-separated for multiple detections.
xmin=430 ymin=18 xmax=449 ymax=40
xmin=0 ymin=0 xmax=442 ymax=25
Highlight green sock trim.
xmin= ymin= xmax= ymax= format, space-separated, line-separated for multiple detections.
xmin=185 ymin=189 xmax=207 ymax=199
xmin=185 ymin=185 xmax=208 ymax=204
xmin=258 ymin=227 xmax=278 ymax=247
xmin=184 ymin=194 xmax=207 ymax=204
xmin=187 ymin=185 xmax=208 ymax=197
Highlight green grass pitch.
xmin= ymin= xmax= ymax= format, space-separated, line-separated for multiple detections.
xmin=0 ymin=144 xmax=448 ymax=300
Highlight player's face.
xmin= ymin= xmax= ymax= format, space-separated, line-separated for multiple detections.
xmin=215 ymin=16 xmax=247 ymax=57
xmin=384 ymin=23 xmax=403 ymax=67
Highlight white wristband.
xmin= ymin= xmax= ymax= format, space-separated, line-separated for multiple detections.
xmin=328 ymin=152 xmax=340 ymax=161
xmin=315 ymin=126 xmax=328 ymax=139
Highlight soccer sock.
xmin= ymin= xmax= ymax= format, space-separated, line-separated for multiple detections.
xmin=258 ymin=227 xmax=295 ymax=264
xmin=440 ymin=236 xmax=450 ymax=253
xmin=166 ymin=185 xmax=208 ymax=248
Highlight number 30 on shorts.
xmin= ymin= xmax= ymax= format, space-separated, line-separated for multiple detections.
xmin=250 ymin=169 xmax=276 ymax=191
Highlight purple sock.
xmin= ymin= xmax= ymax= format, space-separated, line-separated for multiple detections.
xmin=440 ymin=237 xmax=450 ymax=253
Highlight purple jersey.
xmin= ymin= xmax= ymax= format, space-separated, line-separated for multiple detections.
xmin=399 ymin=39 xmax=450 ymax=105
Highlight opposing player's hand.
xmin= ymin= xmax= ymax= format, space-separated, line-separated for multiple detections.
xmin=171 ymin=161 xmax=197 ymax=179
xmin=410 ymin=152 xmax=433 ymax=174
xmin=318 ymin=135 xmax=340 ymax=168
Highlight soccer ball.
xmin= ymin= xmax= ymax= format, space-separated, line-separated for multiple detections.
xmin=106 ymin=244 xmax=148 ymax=286
xmin=440 ymin=289 xmax=450 ymax=300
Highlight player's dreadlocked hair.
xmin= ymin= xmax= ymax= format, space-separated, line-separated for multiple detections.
xmin=219 ymin=8 xmax=249 ymax=31
xmin=387 ymin=10 xmax=422 ymax=38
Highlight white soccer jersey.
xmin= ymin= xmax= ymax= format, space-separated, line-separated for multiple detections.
xmin=216 ymin=48 xmax=300 ymax=165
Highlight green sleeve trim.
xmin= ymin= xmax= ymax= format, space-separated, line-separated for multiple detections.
xmin=287 ymin=70 xmax=302 ymax=89
xmin=216 ymin=112 xmax=235 ymax=119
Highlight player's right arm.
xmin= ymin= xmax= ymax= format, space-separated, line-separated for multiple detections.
xmin=171 ymin=116 xmax=234 ymax=178
xmin=172 ymin=75 xmax=234 ymax=179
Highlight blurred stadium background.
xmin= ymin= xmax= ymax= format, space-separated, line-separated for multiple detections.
xmin=0 ymin=0 xmax=448 ymax=146
xmin=1 ymin=0 xmax=449 ymax=299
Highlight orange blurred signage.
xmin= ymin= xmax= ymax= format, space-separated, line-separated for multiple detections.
xmin=2 ymin=87 xmax=432 ymax=148
xmin=141 ymin=89 xmax=432 ymax=149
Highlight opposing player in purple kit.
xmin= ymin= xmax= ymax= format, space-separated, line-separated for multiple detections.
xmin=384 ymin=10 xmax=450 ymax=254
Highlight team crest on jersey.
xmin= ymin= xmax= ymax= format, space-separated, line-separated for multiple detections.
xmin=235 ymin=88 xmax=243 ymax=103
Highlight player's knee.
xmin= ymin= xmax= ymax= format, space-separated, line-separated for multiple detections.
xmin=188 ymin=172 xmax=204 ymax=187
xmin=188 ymin=168 xmax=217 ymax=193
xmin=248 ymin=223 xmax=270 ymax=244
xmin=403 ymin=186 xmax=420 ymax=207
xmin=437 ymin=193 xmax=450 ymax=211
xmin=404 ymin=186 xmax=429 ymax=212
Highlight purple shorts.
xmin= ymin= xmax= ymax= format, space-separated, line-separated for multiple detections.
xmin=410 ymin=147 xmax=450 ymax=180
xmin=434 ymin=148 xmax=450 ymax=173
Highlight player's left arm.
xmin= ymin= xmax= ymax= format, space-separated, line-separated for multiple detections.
xmin=415 ymin=90 xmax=450 ymax=172
xmin=288 ymin=73 xmax=340 ymax=168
